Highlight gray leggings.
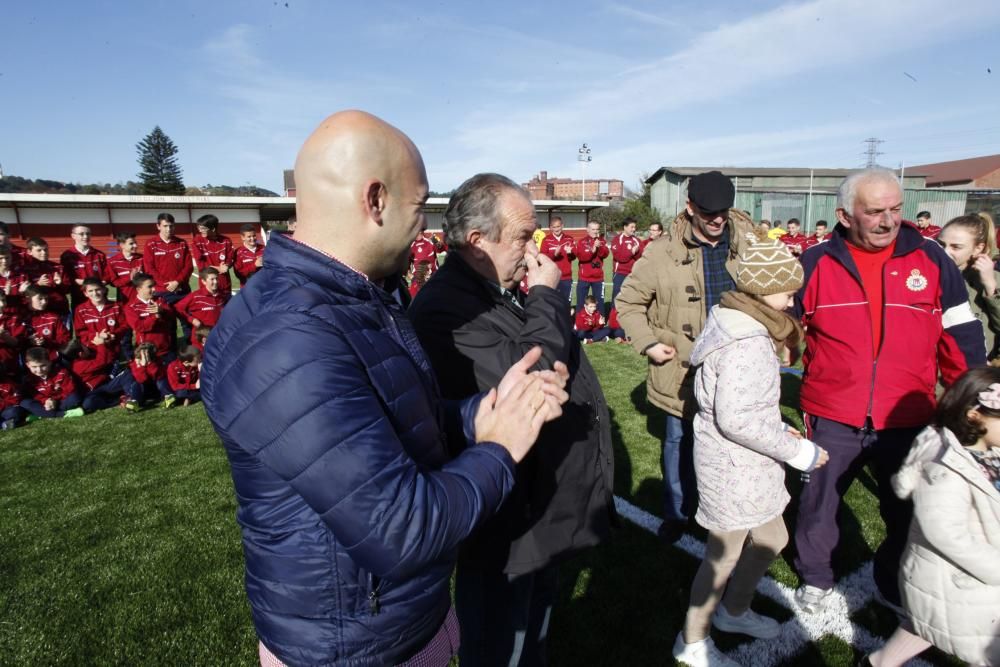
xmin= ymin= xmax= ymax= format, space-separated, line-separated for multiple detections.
xmin=682 ymin=515 xmax=788 ymax=642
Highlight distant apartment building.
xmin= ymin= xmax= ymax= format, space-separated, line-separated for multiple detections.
xmin=523 ymin=171 xmax=624 ymax=201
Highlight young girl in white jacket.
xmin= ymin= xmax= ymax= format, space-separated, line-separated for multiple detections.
xmin=864 ymin=366 xmax=1000 ymax=667
xmin=672 ymin=238 xmax=829 ymax=667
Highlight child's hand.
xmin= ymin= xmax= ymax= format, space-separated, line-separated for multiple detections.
xmin=37 ymin=275 xmax=51 ymax=286
xmin=31 ymin=334 xmax=44 ymax=345
xmin=254 ymin=256 xmax=263 ymax=268
xmin=786 ymin=426 xmax=803 ymax=438
xmin=814 ymin=447 xmax=830 ymax=469
xmin=53 ymin=273 xmax=62 ymax=285
xmin=191 ymin=318 xmax=202 ymax=329
xmin=147 ymin=303 xmax=159 ymax=316
xmin=598 ymin=316 xmax=606 ymax=326
xmin=44 ymin=398 xmax=56 ymax=411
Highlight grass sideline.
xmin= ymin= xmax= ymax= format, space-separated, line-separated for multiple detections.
xmin=0 ymin=344 xmax=961 ymax=665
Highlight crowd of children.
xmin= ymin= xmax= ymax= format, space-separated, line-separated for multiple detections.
xmin=0 ymin=213 xmax=265 ymax=429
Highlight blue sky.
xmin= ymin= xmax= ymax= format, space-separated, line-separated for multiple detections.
xmin=3 ymin=0 xmax=1000 ymax=194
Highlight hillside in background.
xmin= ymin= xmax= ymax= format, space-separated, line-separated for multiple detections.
xmin=0 ymin=175 xmax=278 ymax=197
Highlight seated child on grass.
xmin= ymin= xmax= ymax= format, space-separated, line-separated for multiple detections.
xmin=574 ymin=295 xmax=611 ymax=344
xmin=20 ymin=347 xmax=83 ymax=420
xmin=167 ymin=345 xmax=201 ymax=406
xmin=607 ymin=307 xmax=628 ymax=344
xmin=0 ymin=373 xmax=25 ymax=430
xmin=125 ymin=342 xmax=175 ymax=410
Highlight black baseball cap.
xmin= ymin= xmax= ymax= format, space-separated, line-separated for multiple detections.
xmin=688 ymin=171 xmax=735 ymax=213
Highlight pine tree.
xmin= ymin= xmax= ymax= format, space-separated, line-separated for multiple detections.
xmin=136 ymin=126 xmax=185 ymax=195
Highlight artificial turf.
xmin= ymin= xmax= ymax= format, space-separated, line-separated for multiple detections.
xmin=0 ymin=343 xmax=960 ymax=665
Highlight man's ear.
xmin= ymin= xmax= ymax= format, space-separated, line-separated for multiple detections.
xmin=685 ymin=201 xmax=694 ymax=217
xmin=364 ymin=180 xmax=387 ymax=225
xmin=835 ymin=208 xmax=851 ymax=229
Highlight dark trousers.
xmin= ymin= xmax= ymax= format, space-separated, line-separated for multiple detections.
xmin=2 ymin=405 xmax=26 ymax=424
xmin=175 ymin=389 xmax=200 ymax=403
xmin=793 ymin=415 xmax=921 ymax=605
xmin=82 ymin=372 xmax=136 ymax=412
xmin=134 ymin=378 xmax=173 ymax=403
xmin=575 ymin=281 xmax=604 ymax=313
xmin=21 ymin=393 xmax=81 ymax=418
xmin=155 ymin=287 xmax=191 ymax=348
xmin=456 ymin=560 xmax=558 ymax=667
xmin=575 ymin=328 xmax=610 ymax=342
xmin=663 ymin=413 xmax=697 ymax=521
xmin=556 ymin=280 xmax=572 ymax=303
xmin=609 ymin=327 xmax=626 ymax=340
xmin=611 ymin=273 xmax=628 ymax=306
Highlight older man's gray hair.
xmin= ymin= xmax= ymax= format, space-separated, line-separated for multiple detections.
xmin=442 ymin=173 xmax=529 ymax=249
xmin=837 ymin=168 xmax=902 ymax=213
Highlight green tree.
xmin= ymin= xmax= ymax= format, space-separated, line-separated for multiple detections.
xmin=136 ymin=126 xmax=184 ymax=195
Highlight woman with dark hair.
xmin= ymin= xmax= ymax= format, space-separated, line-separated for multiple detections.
xmin=863 ymin=367 xmax=1000 ymax=666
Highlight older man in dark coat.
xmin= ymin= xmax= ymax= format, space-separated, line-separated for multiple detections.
xmin=409 ymin=173 xmax=616 ymax=667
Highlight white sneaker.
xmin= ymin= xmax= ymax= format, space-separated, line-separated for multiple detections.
xmin=672 ymin=633 xmax=741 ymax=667
xmin=795 ymin=584 xmax=833 ymax=614
xmin=712 ymin=604 xmax=780 ymax=639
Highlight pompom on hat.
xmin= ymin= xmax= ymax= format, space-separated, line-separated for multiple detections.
xmin=736 ymin=236 xmax=804 ymax=296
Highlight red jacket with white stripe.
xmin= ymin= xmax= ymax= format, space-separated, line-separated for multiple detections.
xmin=143 ymin=236 xmax=193 ymax=291
xmin=23 ymin=367 xmax=76 ymax=403
xmin=795 ymin=223 xmax=986 ymax=430
xmin=166 ymin=359 xmax=199 ymax=392
xmin=192 ymin=236 xmax=235 ymax=293
xmin=175 ymin=288 xmax=229 ymax=327
xmin=106 ymin=252 xmax=144 ymax=303
xmin=611 ymin=233 xmax=642 ymax=276
xmin=73 ymin=301 xmax=129 ymax=349
xmin=575 ymin=237 xmax=609 ymax=282
xmin=539 ymin=233 xmax=576 ymax=281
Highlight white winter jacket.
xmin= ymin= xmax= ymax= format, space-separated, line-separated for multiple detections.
xmin=894 ymin=426 xmax=1000 ymax=666
xmin=689 ymin=306 xmax=820 ymax=532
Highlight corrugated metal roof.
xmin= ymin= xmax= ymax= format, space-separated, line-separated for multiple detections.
xmin=909 ymin=154 xmax=1000 ymax=187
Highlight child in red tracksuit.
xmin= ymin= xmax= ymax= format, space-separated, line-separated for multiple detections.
xmin=20 ymin=347 xmax=83 ymax=420
xmin=607 ymin=307 xmax=628 ymax=343
xmin=106 ymin=232 xmax=144 ymax=304
xmin=193 ymin=214 xmax=235 ymax=294
xmin=0 ymin=292 xmax=26 ymax=377
xmin=167 ymin=345 xmax=201 ymax=406
xmin=125 ymin=342 xmax=175 ymax=410
xmin=73 ymin=277 xmax=129 ymax=359
xmin=233 ymin=224 xmax=265 ymax=286
xmin=191 ymin=325 xmax=212 ymax=353
xmin=21 ymin=237 xmax=70 ymax=315
xmin=0 ymin=373 xmax=25 ymax=429
xmin=63 ymin=339 xmax=118 ymax=394
xmin=574 ymin=296 xmax=611 ymax=344
xmin=124 ymin=273 xmax=178 ymax=361
xmin=22 ymin=285 xmax=71 ymax=361
xmin=175 ymin=268 xmax=229 ymax=330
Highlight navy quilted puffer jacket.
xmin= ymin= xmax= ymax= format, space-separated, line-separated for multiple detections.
xmin=202 ymin=233 xmax=516 ymax=666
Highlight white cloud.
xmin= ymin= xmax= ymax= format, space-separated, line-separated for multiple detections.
xmin=436 ymin=0 xmax=1000 ymax=188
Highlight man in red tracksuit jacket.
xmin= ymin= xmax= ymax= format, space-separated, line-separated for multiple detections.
xmin=779 ymin=218 xmax=809 ymax=256
xmin=610 ymin=218 xmax=642 ymax=307
xmin=175 ymin=268 xmax=229 ymax=331
xmin=791 ymin=169 xmax=986 ymax=616
xmin=539 ymin=216 xmax=576 ymax=303
xmin=60 ymin=225 xmax=109 ymax=308
xmin=125 ymin=273 xmax=178 ymax=361
xmin=575 ymin=220 xmax=609 ymax=313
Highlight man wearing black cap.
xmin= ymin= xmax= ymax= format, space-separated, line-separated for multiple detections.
xmin=617 ymin=171 xmax=756 ymax=542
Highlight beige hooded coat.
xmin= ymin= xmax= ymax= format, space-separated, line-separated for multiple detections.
xmin=893 ymin=426 xmax=1000 ymax=666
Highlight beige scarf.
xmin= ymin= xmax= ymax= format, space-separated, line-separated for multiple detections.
xmin=719 ymin=291 xmax=803 ymax=347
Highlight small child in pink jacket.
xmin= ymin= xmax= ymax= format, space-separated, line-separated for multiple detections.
xmin=673 ymin=239 xmax=828 ymax=667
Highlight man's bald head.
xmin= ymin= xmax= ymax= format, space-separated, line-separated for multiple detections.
xmin=293 ymin=110 xmax=429 ymax=279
